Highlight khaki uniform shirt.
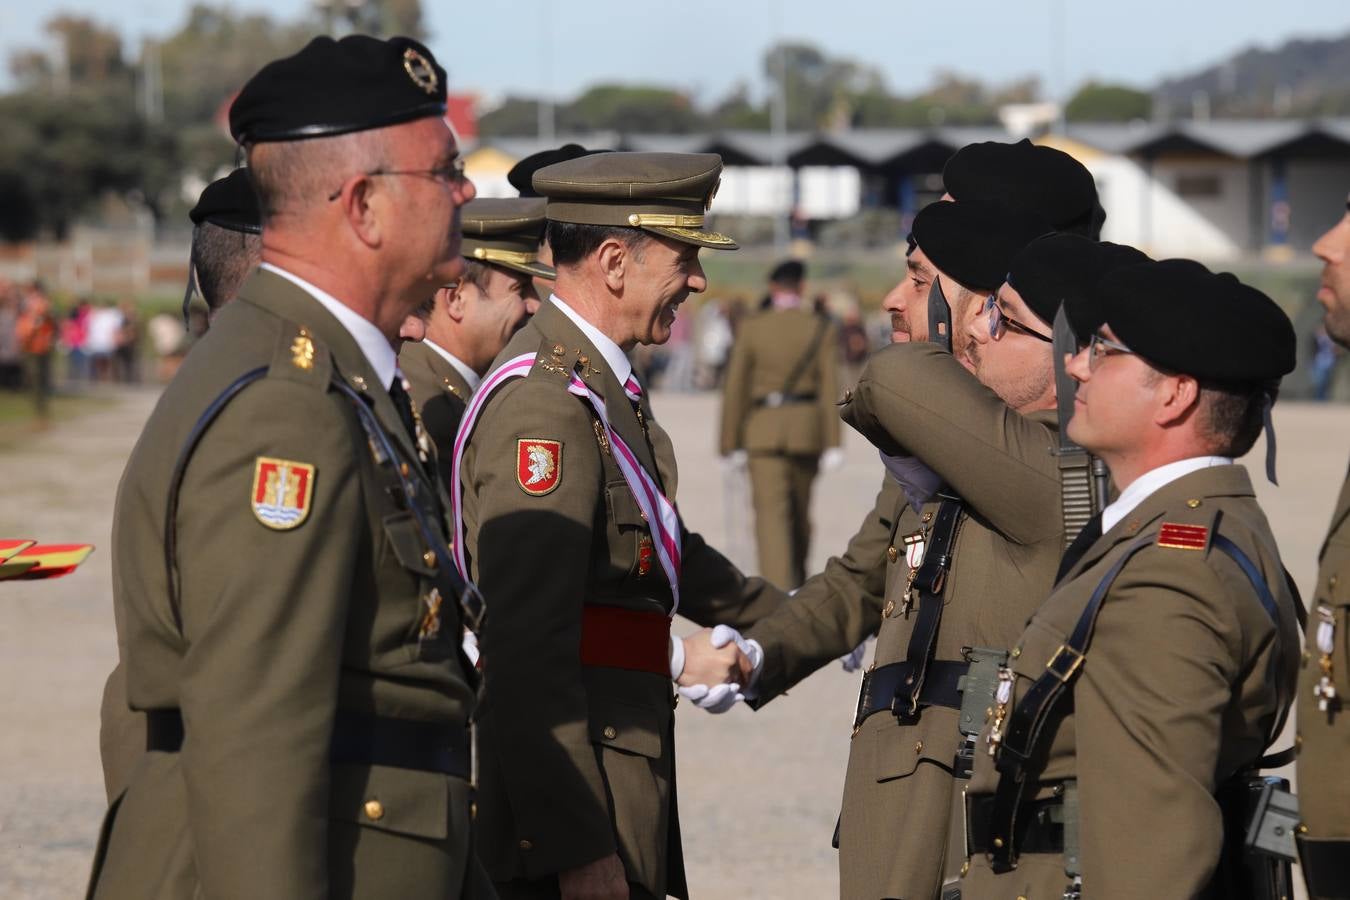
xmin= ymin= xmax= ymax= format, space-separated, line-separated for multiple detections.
xmin=960 ymin=465 xmax=1299 ymax=900
xmin=459 ymin=299 xmax=784 ymax=898
xmin=90 ymin=270 xmax=482 ymax=900
xmin=719 ymin=307 xmax=840 ymax=456
xmin=1297 ymin=459 xmax=1350 ymax=844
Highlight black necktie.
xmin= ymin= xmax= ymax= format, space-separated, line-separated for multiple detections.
xmin=388 ymin=377 xmax=418 ymax=444
xmin=1056 ymin=511 xmax=1103 ymax=584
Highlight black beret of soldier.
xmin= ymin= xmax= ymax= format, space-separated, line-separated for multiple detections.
xmin=507 ymin=144 xmax=611 ymax=197
xmin=911 ymin=200 xmax=1052 ymax=292
xmin=943 ymin=139 xmax=1103 ymax=235
xmin=1074 ymin=258 xmax=1296 ymax=384
xmin=229 ymin=35 xmax=447 ymax=144
xmin=769 ymin=259 xmax=806 ymax=284
xmin=1007 ymin=234 xmax=1148 ymax=326
xmin=188 ymin=168 xmax=261 ymax=235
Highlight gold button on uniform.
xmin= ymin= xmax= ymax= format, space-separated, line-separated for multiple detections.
xmin=1186 ymin=498 xmax=1202 ymax=508
xmin=1011 ymin=646 xmax=1022 ymax=659
xmin=914 ymin=741 xmax=923 ymax=754
xmin=960 ymin=861 xmax=970 ymax=876
xmin=363 ymin=799 xmax=384 ymax=821
xmin=887 ymin=546 xmax=899 ymax=563
xmin=602 ymin=726 xmax=618 ymax=740
xmin=423 ymin=550 xmax=436 ymax=567
xmin=519 ymin=839 xmax=533 ymax=851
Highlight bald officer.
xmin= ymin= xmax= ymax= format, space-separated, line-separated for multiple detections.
xmin=88 ymin=36 xmax=488 ymax=900
xmin=1298 ymin=195 xmax=1350 ymax=899
xmin=720 ymin=258 xmax=841 ymax=588
xmin=958 ymin=260 xmax=1299 ymax=899
xmin=400 ymin=197 xmax=551 ymax=482
xmin=454 ymin=152 xmax=785 ymax=900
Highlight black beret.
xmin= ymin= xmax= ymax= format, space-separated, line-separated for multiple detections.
xmin=188 ymin=168 xmax=261 ymax=234
xmin=1007 ymin=235 xmax=1148 ymax=326
xmin=770 ymin=259 xmax=806 ymax=284
xmin=229 ymin=35 xmax=446 ymax=144
xmin=508 ymin=144 xmax=610 ymax=197
xmin=943 ymin=139 xmax=1103 ymax=235
xmin=911 ymin=200 xmax=1052 ymax=292
xmin=1073 ymin=258 xmax=1296 ymax=384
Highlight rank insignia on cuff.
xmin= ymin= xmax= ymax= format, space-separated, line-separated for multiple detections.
xmin=517 ymin=438 xmax=562 ymax=496
xmin=251 ymin=457 xmax=316 ymax=530
xmin=1157 ymin=522 xmax=1208 ymax=550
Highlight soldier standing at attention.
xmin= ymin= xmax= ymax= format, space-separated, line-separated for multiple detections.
xmin=719 ymin=259 xmax=842 ymax=589
xmin=1298 ymin=193 xmax=1350 ymax=899
xmin=958 ymin=259 xmax=1299 ymax=899
xmin=452 ymin=151 xmax=786 ymax=900
xmin=88 ymin=35 xmax=491 ymax=899
xmin=401 ymin=197 xmax=551 ymax=477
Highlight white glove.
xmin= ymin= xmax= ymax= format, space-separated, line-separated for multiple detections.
xmin=668 ymin=634 xmax=686 ymax=681
xmin=710 ymin=624 xmax=764 ymax=696
xmin=821 ymin=447 xmax=846 ymax=472
xmin=723 ymin=449 xmax=748 ymax=471
xmin=879 ymin=450 xmax=943 ymax=512
xmin=677 ymin=681 xmax=744 ymax=713
xmin=839 ymin=640 xmax=868 ymax=672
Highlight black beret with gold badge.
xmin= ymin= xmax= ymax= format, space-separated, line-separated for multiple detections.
xmin=461 ymin=198 xmax=555 ymax=280
xmin=229 ymin=34 xmax=447 ymax=144
xmin=532 ymin=151 xmax=737 ymax=250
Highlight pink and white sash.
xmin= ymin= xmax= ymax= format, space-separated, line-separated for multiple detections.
xmin=450 ymin=352 xmax=683 ymax=614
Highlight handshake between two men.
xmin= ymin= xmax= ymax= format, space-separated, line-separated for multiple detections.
xmin=671 ymin=626 xmax=764 ymax=713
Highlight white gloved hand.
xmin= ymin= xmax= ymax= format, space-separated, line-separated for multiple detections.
xmin=668 ymin=634 xmax=686 ymax=681
xmin=839 ymin=640 xmax=868 ymax=672
xmin=723 ymin=449 xmax=748 ymax=471
xmin=821 ymin=447 xmax=846 ymax=472
xmin=677 ymin=681 xmax=744 ymax=713
xmin=710 ymin=624 xmax=764 ymax=696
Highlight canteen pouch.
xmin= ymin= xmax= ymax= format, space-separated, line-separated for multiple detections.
xmin=1211 ymin=775 xmax=1297 ymax=900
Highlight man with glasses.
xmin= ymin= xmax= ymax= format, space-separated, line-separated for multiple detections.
xmin=1297 ymin=195 xmax=1350 ymax=899
xmin=956 ymin=258 xmax=1299 ymax=899
xmin=89 ymin=36 xmax=490 ymax=900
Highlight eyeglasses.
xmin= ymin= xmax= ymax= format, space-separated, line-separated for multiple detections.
xmin=326 ymin=157 xmax=467 ymax=202
xmin=983 ymin=294 xmax=1052 ymax=343
xmin=1085 ymin=332 xmax=1136 ymax=370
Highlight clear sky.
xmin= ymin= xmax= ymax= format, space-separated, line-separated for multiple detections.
xmin=4 ymin=0 xmax=1349 ymax=103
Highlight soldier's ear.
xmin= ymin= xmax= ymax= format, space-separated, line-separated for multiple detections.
xmin=595 ymin=238 xmax=628 ymax=292
xmin=442 ymin=283 xmax=469 ymax=322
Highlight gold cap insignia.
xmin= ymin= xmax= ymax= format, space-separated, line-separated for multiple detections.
xmin=402 ymin=48 xmax=439 ymax=96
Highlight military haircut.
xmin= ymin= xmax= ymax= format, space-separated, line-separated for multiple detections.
xmin=248 ymin=130 xmax=387 ymax=224
xmin=1198 ymin=383 xmax=1268 ymax=458
xmin=192 ymin=222 xmax=262 ymax=310
xmin=545 ymin=220 xmax=651 ymax=268
xmin=414 ymin=260 xmax=494 ymax=321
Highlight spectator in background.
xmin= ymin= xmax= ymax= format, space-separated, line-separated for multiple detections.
xmin=84 ymin=299 xmax=123 ymax=382
xmin=61 ymin=299 xmax=91 ymax=383
xmin=0 ymin=279 xmax=22 ymax=390
xmin=114 ymin=300 xmax=140 ymax=383
xmin=696 ymin=297 xmax=734 ymax=388
xmin=15 ymin=283 xmax=57 ymax=425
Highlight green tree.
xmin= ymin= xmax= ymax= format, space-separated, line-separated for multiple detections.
xmin=561 ymin=84 xmax=704 ymax=133
xmin=1064 ymin=81 xmax=1152 ymax=122
xmin=479 ymin=96 xmax=544 ymax=137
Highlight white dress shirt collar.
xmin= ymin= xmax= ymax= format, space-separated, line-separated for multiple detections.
xmin=1101 ymin=455 xmax=1233 ymax=533
xmin=422 ymin=339 xmax=481 ymax=392
xmin=549 ymin=294 xmax=633 ymax=387
xmin=261 ymin=263 xmax=398 ymax=391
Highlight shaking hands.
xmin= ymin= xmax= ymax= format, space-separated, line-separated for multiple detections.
xmin=671 ymin=625 xmax=764 ymax=714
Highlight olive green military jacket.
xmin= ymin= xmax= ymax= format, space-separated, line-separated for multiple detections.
xmin=836 ymin=343 xmax=1063 ymax=900
xmin=401 ymin=339 xmax=473 ymax=483
xmin=719 ymin=307 xmax=840 ymax=457
xmin=459 ymin=299 xmax=785 ymax=898
xmin=1297 ymin=459 xmax=1350 ymax=847
xmin=960 ymin=465 xmax=1299 ymax=900
xmin=90 ymin=270 xmax=483 ymax=900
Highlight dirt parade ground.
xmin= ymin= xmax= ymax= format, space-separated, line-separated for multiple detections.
xmin=0 ymin=385 xmax=1345 ymax=899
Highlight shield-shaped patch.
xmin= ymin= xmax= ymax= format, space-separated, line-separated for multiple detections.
xmin=517 ymin=439 xmax=562 ymax=496
xmin=251 ymin=457 xmax=316 ymax=530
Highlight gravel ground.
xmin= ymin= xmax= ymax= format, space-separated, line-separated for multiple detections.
xmin=0 ymin=385 xmax=1344 ymax=899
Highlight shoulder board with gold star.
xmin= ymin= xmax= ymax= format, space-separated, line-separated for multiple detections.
xmin=268 ymin=323 xmax=332 ymax=387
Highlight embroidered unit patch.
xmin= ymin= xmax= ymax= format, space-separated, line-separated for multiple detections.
xmin=251 ymin=457 xmax=315 ymax=530
xmin=517 ymin=439 xmax=562 ymax=496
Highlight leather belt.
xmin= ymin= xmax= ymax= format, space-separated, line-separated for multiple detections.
xmin=753 ymin=391 xmax=817 ymax=408
xmin=146 ymin=708 xmax=471 ymax=778
xmin=579 ymin=605 xmax=671 ymax=676
xmin=967 ymin=792 xmax=1065 ymax=855
xmin=853 ymin=658 xmax=968 ymax=731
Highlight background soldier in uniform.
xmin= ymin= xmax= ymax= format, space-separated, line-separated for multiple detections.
xmin=719 ymin=258 xmax=841 ymax=588
xmin=958 ymin=259 xmax=1299 ymax=899
xmin=1299 ymin=192 xmax=1350 ymax=899
xmin=453 ymin=151 xmax=785 ymax=900
xmin=88 ymin=35 xmax=490 ymax=899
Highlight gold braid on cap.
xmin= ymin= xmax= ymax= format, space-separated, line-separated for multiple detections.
xmin=471 ymin=247 xmax=539 ymax=265
xmin=626 ymin=213 xmax=705 ymax=228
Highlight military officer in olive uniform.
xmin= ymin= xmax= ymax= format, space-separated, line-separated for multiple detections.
xmin=453 ymin=152 xmax=785 ymax=900
xmin=1298 ymin=194 xmax=1350 ymax=899
xmin=401 ymin=197 xmax=552 ymax=484
xmin=957 ymin=259 xmax=1299 ymax=899
xmin=720 ymin=259 xmax=841 ymax=589
xmin=88 ymin=36 xmax=491 ymax=900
